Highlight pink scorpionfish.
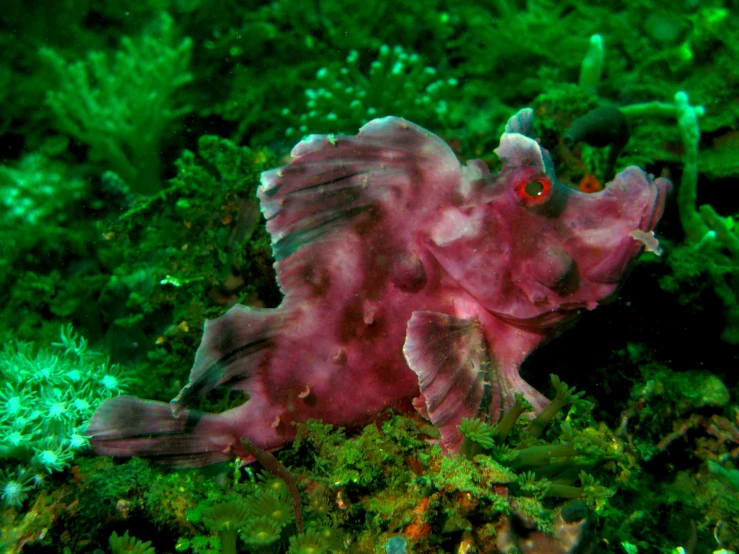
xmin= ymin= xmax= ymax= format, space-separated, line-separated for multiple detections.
xmin=89 ymin=109 xmax=670 ymax=466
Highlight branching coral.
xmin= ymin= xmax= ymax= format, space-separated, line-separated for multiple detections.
xmin=622 ymin=92 xmax=739 ymax=344
xmin=40 ymin=13 xmax=193 ymax=194
xmin=457 ymin=374 xmax=618 ymax=509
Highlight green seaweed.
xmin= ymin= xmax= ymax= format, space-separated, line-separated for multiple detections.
xmin=0 ymin=1 xmax=738 ymax=552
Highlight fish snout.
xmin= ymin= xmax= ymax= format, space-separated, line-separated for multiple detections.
xmin=644 ymin=175 xmax=672 ymax=232
xmin=609 ymin=166 xmax=672 ymax=233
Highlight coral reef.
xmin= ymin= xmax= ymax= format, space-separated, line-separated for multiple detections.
xmin=40 ymin=13 xmax=193 ymax=194
xmin=281 ymin=45 xmax=457 ymax=138
xmin=109 ymin=530 xmax=156 ymax=554
xmin=0 ymin=325 xmax=129 ymax=507
xmin=0 ymin=0 xmax=737 ymax=552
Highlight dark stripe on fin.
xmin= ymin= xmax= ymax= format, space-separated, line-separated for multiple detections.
xmin=259 ymin=117 xmax=461 ymax=300
xmin=88 ymin=396 xmax=234 ymax=468
xmin=171 ymin=305 xmax=287 ymax=415
xmin=271 ymin=204 xmax=370 ymax=261
xmin=403 ymin=311 xmax=488 ymax=452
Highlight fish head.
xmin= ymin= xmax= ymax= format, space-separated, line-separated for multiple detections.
xmin=426 ymin=109 xmax=671 ymax=330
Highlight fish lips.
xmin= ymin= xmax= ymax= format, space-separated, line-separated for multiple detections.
xmin=584 ymin=167 xmax=672 ymax=284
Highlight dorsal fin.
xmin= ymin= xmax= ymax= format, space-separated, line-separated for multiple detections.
xmin=258 ymin=117 xmax=463 ymax=300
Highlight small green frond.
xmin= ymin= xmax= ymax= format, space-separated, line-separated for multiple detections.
xmin=240 ymin=516 xmax=282 ymax=547
xmin=458 ymin=417 xmax=496 ymax=449
xmin=288 ymin=526 xmax=336 ymax=554
xmin=109 ymin=530 xmax=155 ymax=554
xmin=256 ymin=470 xmax=290 ymax=500
xmin=202 ymin=500 xmax=250 ymax=532
xmin=248 ymin=489 xmax=295 ymax=527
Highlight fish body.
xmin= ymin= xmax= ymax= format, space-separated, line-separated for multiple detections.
xmin=89 ymin=109 xmax=670 ymax=465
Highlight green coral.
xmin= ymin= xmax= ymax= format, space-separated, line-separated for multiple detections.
xmin=247 ymin=488 xmax=295 ymax=528
xmin=240 ymin=516 xmax=283 ymax=547
xmin=40 ymin=12 xmax=193 ymax=193
xmin=282 ymin=44 xmax=457 ymax=138
xmin=433 ymin=455 xmax=516 ymax=499
xmin=526 ymin=374 xmax=587 ymax=438
xmin=621 ymin=356 xmax=731 ymax=462
xmin=459 ymin=418 xmax=496 ymax=449
xmin=458 ymin=417 xmax=496 ymax=459
xmin=92 ymin=135 xmax=276 ymax=401
xmin=624 ymin=90 xmax=739 ymax=344
xmin=578 ymin=34 xmax=605 ymax=92
xmin=0 ymin=152 xmax=97 ymax=344
xmin=109 ymin=530 xmax=156 ymax=554
xmin=0 ymin=325 xmax=130 ymax=506
xmin=256 ymin=471 xmax=291 ymax=501
xmin=305 ymin=488 xmax=333 ymax=522
xmin=202 ymin=500 xmax=250 ymax=554
xmin=288 ymin=526 xmax=335 ymax=554
xmin=454 ymin=374 xmax=621 ymax=513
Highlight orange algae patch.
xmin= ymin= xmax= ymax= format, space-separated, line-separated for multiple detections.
xmin=578 ymin=173 xmax=603 ymax=193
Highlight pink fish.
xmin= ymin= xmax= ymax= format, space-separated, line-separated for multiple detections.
xmin=89 ymin=109 xmax=670 ymax=466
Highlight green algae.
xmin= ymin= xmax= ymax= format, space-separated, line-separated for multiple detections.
xmin=1 ymin=0 xmax=738 ymax=552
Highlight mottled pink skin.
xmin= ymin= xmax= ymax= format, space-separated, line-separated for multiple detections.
xmin=89 ymin=111 xmax=670 ymax=465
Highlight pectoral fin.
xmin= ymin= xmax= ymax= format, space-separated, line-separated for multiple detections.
xmin=403 ymin=311 xmax=490 ymax=452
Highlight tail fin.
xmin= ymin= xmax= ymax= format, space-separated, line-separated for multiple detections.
xmin=89 ymin=304 xmax=293 ymax=466
xmin=88 ymin=396 xmax=237 ymax=467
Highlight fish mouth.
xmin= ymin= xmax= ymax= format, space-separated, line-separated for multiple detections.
xmin=584 ymin=169 xmax=672 ymax=284
xmin=626 ymin=173 xmax=671 ymax=255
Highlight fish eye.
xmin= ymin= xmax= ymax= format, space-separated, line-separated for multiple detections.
xmin=524 ymin=180 xmax=545 ymax=196
xmin=515 ymin=177 xmax=552 ymax=206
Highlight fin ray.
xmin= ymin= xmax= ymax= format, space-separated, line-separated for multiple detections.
xmin=403 ymin=311 xmax=487 ymax=452
xmin=258 ymin=117 xmax=462 ymax=299
xmin=88 ymin=396 xmax=235 ymax=467
xmin=171 ymin=305 xmax=288 ymax=415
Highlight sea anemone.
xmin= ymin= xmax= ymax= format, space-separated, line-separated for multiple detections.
xmin=256 ymin=470 xmax=290 ymax=500
xmin=248 ymin=488 xmax=295 ymax=528
xmin=288 ymin=527 xmax=336 ymax=554
xmin=108 ymin=530 xmax=155 ymax=554
xmin=240 ymin=516 xmax=283 ymax=547
xmin=458 ymin=417 xmax=496 ymax=458
xmin=202 ymin=500 xmax=250 ymax=554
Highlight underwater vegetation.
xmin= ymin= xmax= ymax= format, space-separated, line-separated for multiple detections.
xmin=0 ymin=0 xmax=738 ymax=552
xmin=0 ymin=325 xmax=129 ymax=508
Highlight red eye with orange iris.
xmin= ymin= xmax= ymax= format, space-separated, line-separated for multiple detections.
xmin=515 ymin=177 xmax=553 ymax=207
